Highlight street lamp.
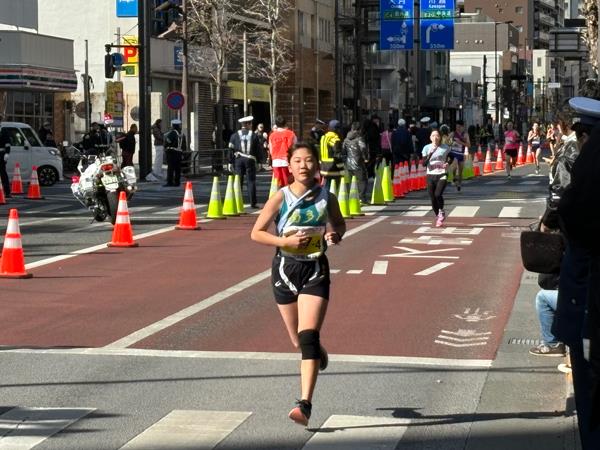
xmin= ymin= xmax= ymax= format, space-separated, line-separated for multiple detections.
xmin=494 ymin=20 xmax=513 ymax=123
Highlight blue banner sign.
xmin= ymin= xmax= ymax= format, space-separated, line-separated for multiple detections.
xmin=420 ymin=0 xmax=455 ymax=50
xmin=116 ymin=0 xmax=138 ymax=17
xmin=380 ymin=0 xmax=414 ymax=50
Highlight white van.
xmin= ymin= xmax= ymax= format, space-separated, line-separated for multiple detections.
xmin=0 ymin=122 xmax=63 ymax=186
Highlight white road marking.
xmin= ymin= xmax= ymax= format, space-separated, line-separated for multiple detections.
xmin=0 ymin=407 xmax=95 ymax=449
xmin=372 ymin=260 xmax=388 ymax=275
xmin=414 ymin=226 xmax=483 ymax=235
xmin=414 ymin=262 xmax=454 ymax=276
xmin=302 ymin=415 xmax=410 ymax=450
xmin=519 ymin=180 xmax=540 ymax=185
xmin=434 ymin=340 xmax=488 ymax=347
xmin=486 ymin=180 xmax=506 ymax=185
xmin=15 ymin=217 xmax=63 ymax=227
xmin=400 ymin=236 xmax=472 ymax=246
xmin=346 ymin=269 xmax=363 ymax=274
xmin=480 ymin=197 xmax=544 ymax=203
xmin=4 ymin=347 xmax=493 ymax=367
xmin=105 ymin=216 xmax=387 ymax=348
xmin=382 ymin=247 xmax=462 ymax=259
xmin=498 ymin=206 xmax=522 ymax=218
xmin=20 ymin=204 xmax=68 ymax=213
xmin=119 ymin=410 xmax=251 ymax=450
xmin=448 ymin=206 xmax=479 ymax=217
xmin=129 ymin=206 xmax=156 ymax=212
xmin=330 ymin=269 xmax=341 ymax=274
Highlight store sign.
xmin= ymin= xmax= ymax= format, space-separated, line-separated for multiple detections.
xmin=116 ymin=0 xmax=138 ymax=17
xmin=105 ymin=81 xmax=124 ymax=127
xmin=420 ymin=0 xmax=455 ymax=50
xmin=122 ymin=35 xmax=138 ymax=77
xmin=380 ymin=0 xmax=414 ymax=50
xmin=174 ymin=46 xmax=183 ymax=70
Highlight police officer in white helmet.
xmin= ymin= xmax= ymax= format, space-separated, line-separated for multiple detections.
xmin=163 ymin=119 xmax=186 ymax=187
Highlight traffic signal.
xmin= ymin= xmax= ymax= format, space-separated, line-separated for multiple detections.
xmin=105 ymin=53 xmax=115 ymax=79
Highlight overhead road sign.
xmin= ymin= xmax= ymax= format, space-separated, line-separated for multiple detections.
xmin=380 ymin=0 xmax=414 ymax=50
xmin=420 ymin=0 xmax=455 ymax=50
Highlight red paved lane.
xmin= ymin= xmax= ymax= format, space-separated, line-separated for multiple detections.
xmin=134 ymin=217 xmax=528 ymax=361
xmin=0 ymin=217 xmax=275 ymax=347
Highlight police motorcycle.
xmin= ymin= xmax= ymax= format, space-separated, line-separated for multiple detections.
xmin=70 ymin=129 xmax=137 ymax=224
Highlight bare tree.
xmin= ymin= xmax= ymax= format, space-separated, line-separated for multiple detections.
xmin=582 ymin=0 xmax=598 ymax=73
xmin=187 ymin=0 xmax=242 ymax=148
xmin=245 ymin=0 xmax=294 ymax=124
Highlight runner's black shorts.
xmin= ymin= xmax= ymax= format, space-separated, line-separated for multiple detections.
xmin=271 ymin=253 xmax=330 ymax=304
xmin=505 ymin=148 xmax=518 ymax=158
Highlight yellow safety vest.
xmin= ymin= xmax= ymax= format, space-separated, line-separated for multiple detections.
xmin=320 ymin=131 xmax=340 ymax=163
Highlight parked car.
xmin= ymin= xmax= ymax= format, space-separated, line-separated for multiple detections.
xmin=0 ymin=121 xmax=63 ymax=185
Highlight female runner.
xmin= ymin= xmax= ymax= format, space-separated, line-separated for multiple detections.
xmin=251 ymin=141 xmax=346 ymax=426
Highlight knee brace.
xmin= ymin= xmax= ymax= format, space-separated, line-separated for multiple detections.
xmin=298 ymin=329 xmax=321 ymax=360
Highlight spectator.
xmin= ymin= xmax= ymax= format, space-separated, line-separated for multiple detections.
xmin=391 ymin=119 xmax=413 ymax=165
xmin=529 ymin=273 xmax=566 ymax=356
xmin=118 ymin=124 xmax=137 ymax=168
xmin=38 ymin=121 xmax=52 ymax=145
xmin=149 ymin=118 xmax=164 ymax=181
xmin=343 ymin=121 xmax=369 ymax=203
xmin=380 ymin=123 xmax=393 ymax=165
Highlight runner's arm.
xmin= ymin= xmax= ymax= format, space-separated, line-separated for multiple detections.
xmin=325 ymin=193 xmax=346 ymax=245
xmin=250 ymin=191 xmax=311 ymax=249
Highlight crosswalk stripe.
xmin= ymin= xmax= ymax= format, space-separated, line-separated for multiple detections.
xmin=0 ymin=407 xmax=95 ymax=449
xmin=486 ymin=180 xmax=506 ymax=185
xmin=301 ymin=415 xmax=410 ymax=449
xmin=499 ymin=206 xmax=522 ymax=218
xmin=519 ymin=180 xmax=540 ymax=185
xmin=129 ymin=206 xmax=156 ymax=212
xmin=402 ymin=206 xmax=430 ymax=217
xmin=448 ymin=206 xmax=479 ymax=217
xmin=119 ymin=410 xmax=251 ymax=450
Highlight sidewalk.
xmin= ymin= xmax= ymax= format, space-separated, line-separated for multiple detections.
xmin=464 ymin=269 xmax=580 ymax=450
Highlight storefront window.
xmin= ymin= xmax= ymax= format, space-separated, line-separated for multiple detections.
xmin=4 ymin=91 xmax=54 ymax=132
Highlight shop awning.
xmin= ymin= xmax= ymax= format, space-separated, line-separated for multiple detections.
xmin=227 ymin=80 xmax=270 ymax=103
xmin=0 ymin=65 xmax=77 ymax=92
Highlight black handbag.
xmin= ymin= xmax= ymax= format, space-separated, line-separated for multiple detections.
xmin=520 ymin=222 xmax=565 ymax=274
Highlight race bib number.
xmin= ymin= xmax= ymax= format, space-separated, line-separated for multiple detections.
xmin=280 ymin=226 xmax=325 ymax=260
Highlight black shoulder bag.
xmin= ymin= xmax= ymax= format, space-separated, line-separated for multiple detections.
xmin=520 ymin=221 xmax=565 ymax=274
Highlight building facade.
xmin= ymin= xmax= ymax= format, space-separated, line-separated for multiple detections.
xmin=0 ymin=0 xmax=77 ymax=145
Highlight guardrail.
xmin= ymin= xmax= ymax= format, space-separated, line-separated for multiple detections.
xmin=182 ymin=148 xmax=231 ymax=177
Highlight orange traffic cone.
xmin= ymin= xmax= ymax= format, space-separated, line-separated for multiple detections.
xmin=418 ymin=160 xmax=426 ymax=190
xmin=393 ymin=164 xmax=404 ymax=198
xmin=11 ymin=163 xmax=23 ymax=195
xmin=473 ymin=151 xmax=481 ymax=177
xmin=525 ymin=144 xmax=534 ymax=164
xmin=409 ymin=160 xmax=417 ymax=191
xmin=483 ymin=148 xmax=494 ymax=174
xmin=494 ymin=147 xmax=505 ymax=171
xmin=107 ymin=191 xmax=138 ymax=248
xmin=0 ymin=209 xmax=32 ymax=278
xmin=0 ymin=183 xmax=6 ymax=205
xmin=26 ymin=166 xmax=44 ymax=199
xmin=477 ymin=145 xmax=483 ymax=161
xmin=516 ymin=144 xmax=525 ymax=166
xmin=176 ymin=182 xmax=199 ymax=230
xmin=402 ymin=161 xmax=409 ymax=195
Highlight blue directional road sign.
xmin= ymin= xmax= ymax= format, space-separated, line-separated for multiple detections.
xmin=116 ymin=0 xmax=138 ymax=17
xmin=380 ymin=0 xmax=414 ymax=50
xmin=420 ymin=0 xmax=455 ymax=50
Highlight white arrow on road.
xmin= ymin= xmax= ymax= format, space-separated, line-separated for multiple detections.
xmin=434 ymin=340 xmax=488 ymax=347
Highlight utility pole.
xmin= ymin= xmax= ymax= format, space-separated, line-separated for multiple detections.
xmin=334 ymin=0 xmax=341 ymax=120
xmin=138 ymin=0 xmax=152 ymax=180
xmin=84 ymin=40 xmax=90 ymax=131
xmin=482 ymin=54 xmax=488 ymax=125
xmin=243 ymin=30 xmax=248 ymax=116
xmin=182 ymin=0 xmax=190 ymax=149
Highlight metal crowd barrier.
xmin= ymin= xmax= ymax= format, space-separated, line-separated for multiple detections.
xmin=182 ymin=148 xmax=231 ymax=177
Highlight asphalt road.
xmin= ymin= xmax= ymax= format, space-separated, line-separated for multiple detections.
xmin=0 ymin=165 xmax=564 ymax=449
